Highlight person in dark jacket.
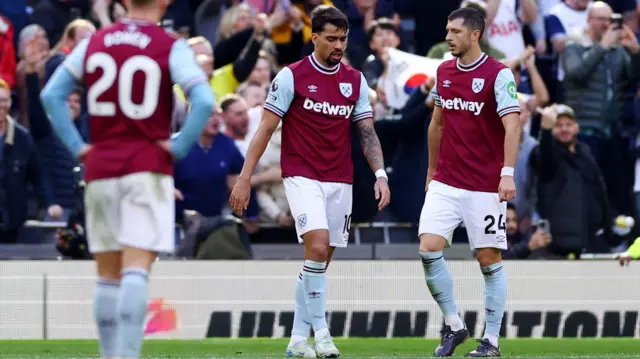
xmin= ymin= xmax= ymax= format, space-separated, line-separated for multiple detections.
xmin=26 ymin=61 xmax=89 ymax=211
xmin=0 ymin=79 xmax=62 ymax=242
xmin=531 ymin=104 xmax=622 ymax=258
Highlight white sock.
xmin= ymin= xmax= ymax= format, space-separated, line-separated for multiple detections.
xmin=483 ymin=332 xmax=499 ymax=347
xmin=289 ymin=334 xmax=308 ymax=345
xmin=445 ymin=314 xmax=465 ymax=331
xmin=314 ymin=327 xmax=330 ymax=341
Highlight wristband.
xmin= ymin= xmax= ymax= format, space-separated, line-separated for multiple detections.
xmin=375 ymin=169 xmax=388 ymax=180
xmin=501 ymin=167 xmax=515 ymax=177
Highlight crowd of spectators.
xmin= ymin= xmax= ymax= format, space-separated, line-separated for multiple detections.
xmin=1 ymin=0 xmax=640 ymax=260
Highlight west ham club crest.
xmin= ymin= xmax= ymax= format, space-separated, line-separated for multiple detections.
xmin=339 ymin=83 xmax=352 ymax=97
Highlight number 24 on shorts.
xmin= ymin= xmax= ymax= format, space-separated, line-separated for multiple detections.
xmin=484 ymin=214 xmax=505 ymax=234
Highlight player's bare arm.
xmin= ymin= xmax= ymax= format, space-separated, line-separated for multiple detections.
xmin=229 ymin=110 xmax=281 ymax=215
xmin=499 ymin=113 xmax=521 ymax=201
xmin=355 ymin=118 xmax=391 ymax=210
xmin=426 ymin=106 xmax=443 ymax=191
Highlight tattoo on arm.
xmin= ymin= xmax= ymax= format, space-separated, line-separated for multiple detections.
xmin=356 ymin=119 xmax=384 ymax=172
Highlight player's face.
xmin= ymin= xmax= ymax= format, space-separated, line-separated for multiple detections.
xmin=224 ymin=99 xmax=250 ymax=138
xmin=312 ymin=24 xmax=348 ymax=66
xmin=506 ymin=208 xmax=518 ymax=236
xmin=552 ymin=116 xmax=579 ymax=146
xmin=445 ymin=18 xmax=478 ymax=57
xmin=0 ymin=88 xmax=10 ymax=120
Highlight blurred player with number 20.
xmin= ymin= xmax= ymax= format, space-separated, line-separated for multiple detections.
xmin=40 ymin=0 xmax=214 ymax=358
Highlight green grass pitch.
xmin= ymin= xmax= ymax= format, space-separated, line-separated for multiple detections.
xmin=1 ymin=338 xmax=640 ymax=358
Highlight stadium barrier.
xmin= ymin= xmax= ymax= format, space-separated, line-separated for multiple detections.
xmin=0 ymin=260 xmax=638 ymax=340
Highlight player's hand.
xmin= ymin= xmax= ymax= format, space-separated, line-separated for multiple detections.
xmin=78 ymin=144 xmax=92 ymax=162
xmin=614 ymin=251 xmax=633 ymax=267
xmin=498 ymin=176 xmax=516 ymax=202
xmin=229 ymin=176 xmax=251 ymax=216
xmin=374 ymin=177 xmax=391 ymax=210
xmin=174 ymin=188 xmax=184 ymax=201
xmin=47 ymin=204 xmax=64 ymax=220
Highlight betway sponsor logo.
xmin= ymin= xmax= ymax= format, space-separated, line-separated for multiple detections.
xmin=441 ymin=97 xmax=485 ymax=115
xmin=303 ymin=98 xmax=353 ymax=119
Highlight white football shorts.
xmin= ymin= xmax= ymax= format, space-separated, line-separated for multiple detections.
xmin=418 ymin=180 xmax=507 ymax=250
xmin=283 ymin=176 xmax=353 ymax=248
xmin=84 ymin=172 xmax=175 ymax=254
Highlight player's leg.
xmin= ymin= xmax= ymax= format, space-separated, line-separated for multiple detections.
xmin=85 ymin=179 xmax=123 ymax=359
xmin=418 ymin=181 xmax=468 ymax=357
xmin=283 ymin=177 xmax=326 ymax=358
xmin=461 ymin=191 xmax=507 ymax=358
xmin=116 ymin=172 xmax=175 ymax=359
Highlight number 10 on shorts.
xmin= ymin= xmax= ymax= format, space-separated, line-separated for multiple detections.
xmin=343 ymin=214 xmax=352 ymax=233
xmin=484 ymin=214 xmax=505 ymax=234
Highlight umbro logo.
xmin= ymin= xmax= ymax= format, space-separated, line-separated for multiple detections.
xmin=308 ymin=85 xmax=318 ymax=93
xmin=443 ymin=80 xmax=451 ymax=88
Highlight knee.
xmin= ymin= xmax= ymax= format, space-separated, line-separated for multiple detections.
xmin=306 ymin=243 xmax=330 ymax=262
xmin=475 ymin=248 xmax=502 ymax=267
xmin=419 ymin=233 xmax=447 ymax=253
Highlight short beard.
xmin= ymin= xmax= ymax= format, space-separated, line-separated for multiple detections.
xmin=326 ymin=56 xmax=340 ymax=66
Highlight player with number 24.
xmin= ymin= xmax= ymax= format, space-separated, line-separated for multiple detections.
xmin=418 ymin=7 xmax=521 ymax=358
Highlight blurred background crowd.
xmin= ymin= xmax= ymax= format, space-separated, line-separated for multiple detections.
xmin=1 ymin=0 xmax=640 ymax=260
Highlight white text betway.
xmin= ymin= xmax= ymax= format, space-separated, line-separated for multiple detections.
xmin=303 ymin=98 xmax=353 ymax=119
xmin=441 ymin=97 xmax=485 ymax=115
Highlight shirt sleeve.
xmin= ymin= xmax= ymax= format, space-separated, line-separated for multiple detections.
xmin=430 ymin=70 xmax=441 ymax=107
xmin=494 ymin=68 xmax=521 ymax=118
xmin=62 ymin=38 xmax=89 ymax=80
xmin=352 ymin=72 xmax=373 ymax=122
xmin=546 ymin=14 xmax=566 ymax=41
xmin=263 ymin=67 xmax=294 ymax=118
xmin=169 ymin=38 xmax=209 ymax=96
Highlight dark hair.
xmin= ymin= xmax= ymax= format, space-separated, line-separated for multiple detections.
xmin=311 ymin=5 xmax=349 ymax=34
xmin=367 ymin=17 xmax=397 ymax=43
xmin=461 ymin=0 xmax=487 ymax=19
xmin=219 ymin=94 xmax=244 ymax=112
xmin=507 ymin=202 xmax=516 ymax=212
xmin=448 ymin=7 xmax=486 ymax=39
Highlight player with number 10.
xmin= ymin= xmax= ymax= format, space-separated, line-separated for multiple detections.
xmin=230 ymin=5 xmax=390 ymax=358
xmin=40 ymin=0 xmax=213 ymax=358
xmin=419 ymin=8 xmax=521 ymax=358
